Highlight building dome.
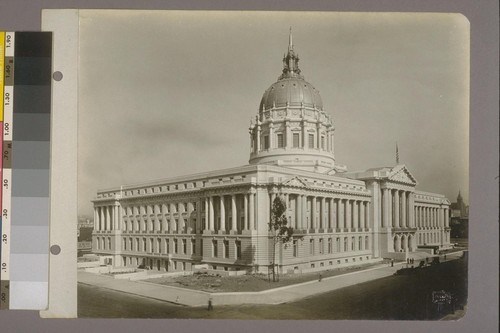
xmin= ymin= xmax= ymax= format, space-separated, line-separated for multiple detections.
xmin=259 ymin=77 xmax=323 ymax=111
xmin=248 ymin=28 xmax=344 ymax=174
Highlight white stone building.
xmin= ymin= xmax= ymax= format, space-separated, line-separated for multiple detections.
xmin=91 ymin=32 xmax=451 ymax=274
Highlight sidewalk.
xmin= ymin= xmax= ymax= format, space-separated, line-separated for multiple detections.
xmin=78 ymin=251 xmax=464 ymax=307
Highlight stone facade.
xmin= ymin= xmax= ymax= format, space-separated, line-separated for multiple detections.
xmin=91 ymin=31 xmax=451 ymax=273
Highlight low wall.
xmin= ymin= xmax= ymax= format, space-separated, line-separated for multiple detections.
xmin=77 ymin=261 xmax=101 ymax=269
xmin=130 ymin=270 xmax=193 ymax=281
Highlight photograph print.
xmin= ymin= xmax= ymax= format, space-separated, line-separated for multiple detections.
xmin=75 ymin=10 xmax=469 ymax=320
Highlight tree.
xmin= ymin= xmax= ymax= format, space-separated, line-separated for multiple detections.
xmin=269 ymin=195 xmax=297 ymax=282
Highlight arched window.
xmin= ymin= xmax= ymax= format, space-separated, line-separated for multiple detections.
xmin=344 ymin=237 xmax=348 ymax=252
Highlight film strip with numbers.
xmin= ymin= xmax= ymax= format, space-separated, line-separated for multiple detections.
xmin=0 ymin=31 xmax=52 ymax=310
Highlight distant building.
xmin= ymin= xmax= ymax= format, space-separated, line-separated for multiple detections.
xmin=449 ymin=191 xmax=468 ymax=239
xmin=91 ymin=31 xmax=451 ymax=273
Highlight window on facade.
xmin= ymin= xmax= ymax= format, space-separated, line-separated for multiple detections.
xmin=319 ymin=239 xmax=324 ymax=254
xmin=143 ymin=238 xmax=147 ymax=252
xmin=277 ymin=133 xmax=284 ymax=148
xmin=213 ymin=240 xmax=218 ymax=257
xmin=173 ymin=239 xmax=178 ymax=254
xmin=336 ymin=238 xmax=340 ymax=252
xmin=123 ymin=238 xmax=127 ymax=250
xmin=191 ymin=239 xmax=196 ymax=255
xmin=351 ymin=237 xmax=355 ymax=251
xmin=235 ymin=240 xmax=242 ymax=259
xmin=165 ymin=239 xmax=169 ymax=253
xmin=264 ymin=135 xmax=270 ymax=149
xmin=202 ymin=217 xmax=206 ymax=231
xmin=136 ymin=238 xmax=139 ymax=252
xmin=293 ymin=133 xmax=300 ymax=148
xmin=308 ymin=134 xmax=314 ymax=148
xmin=224 ymin=240 xmax=229 ymax=258
xmin=200 ymin=239 xmax=204 ymax=256
xmin=344 ymin=237 xmax=348 ymax=252
xmin=182 ymin=239 xmax=187 ymax=254
xmin=293 ymin=239 xmax=298 ymax=257
xmin=149 ymin=238 xmax=153 ymax=252
xmin=328 ymin=238 xmax=333 ymax=254
xmin=358 ymin=237 xmax=362 ymax=250
xmin=175 ymin=219 xmax=179 ymax=232
xmin=157 ymin=239 xmax=161 ymax=253
xmin=310 ymin=239 xmax=315 ymax=255
xmin=321 ymin=136 xmax=325 ymax=150
xmin=129 ymin=238 xmax=133 ymax=251
xmin=365 ymin=236 xmax=369 ymax=250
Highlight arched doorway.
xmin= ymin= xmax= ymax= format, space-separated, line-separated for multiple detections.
xmin=401 ymin=235 xmax=406 ymax=252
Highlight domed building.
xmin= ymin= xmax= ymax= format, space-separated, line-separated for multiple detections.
xmin=91 ymin=31 xmax=451 ymax=274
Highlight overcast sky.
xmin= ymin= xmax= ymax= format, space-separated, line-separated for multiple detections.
xmin=78 ymin=10 xmax=469 ymax=217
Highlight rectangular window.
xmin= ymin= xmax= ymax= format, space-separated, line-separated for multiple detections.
xmin=123 ymin=238 xmax=127 ymax=250
xmin=308 ymin=134 xmax=314 ymax=148
xmin=277 ymin=133 xmax=284 ymax=148
xmin=173 ymin=239 xmax=178 ymax=254
xmin=310 ymin=239 xmax=315 ymax=255
xmin=191 ymin=239 xmax=196 ymax=255
xmin=293 ymin=239 xmax=298 ymax=257
xmin=336 ymin=238 xmax=340 ymax=252
xmin=321 ymin=136 xmax=325 ymax=149
xmin=235 ymin=240 xmax=242 ymax=259
xmin=182 ymin=239 xmax=187 ymax=254
xmin=293 ymin=133 xmax=300 ymax=148
xmin=328 ymin=238 xmax=333 ymax=254
xmin=165 ymin=239 xmax=169 ymax=253
xmin=319 ymin=239 xmax=324 ymax=254
xmin=264 ymin=135 xmax=270 ymax=149
xmin=157 ymin=239 xmax=161 ymax=253
xmin=213 ymin=240 xmax=218 ymax=257
xmin=224 ymin=240 xmax=229 ymax=258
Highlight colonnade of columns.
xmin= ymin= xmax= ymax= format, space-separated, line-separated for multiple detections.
xmin=204 ymin=192 xmax=255 ymax=232
xmin=277 ymin=193 xmax=370 ymax=232
xmin=414 ymin=205 xmax=449 ymax=229
xmin=250 ymin=108 xmax=334 ymax=153
xmin=94 ymin=204 xmax=120 ymax=231
xmin=381 ymin=188 xmax=415 ymax=228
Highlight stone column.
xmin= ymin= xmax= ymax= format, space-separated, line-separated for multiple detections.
xmin=353 ymin=201 xmax=359 ymax=229
xmin=316 ymin=122 xmax=321 ymax=149
xmin=360 ymin=202 xmax=365 ymax=230
xmin=388 ymin=190 xmax=393 ymax=228
xmin=394 ymin=190 xmax=400 ymax=228
xmin=382 ymin=189 xmax=389 ymax=228
xmin=329 ymin=198 xmax=335 ymax=229
xmin=302 ymin=195 xmax=307 ymax=229
xmin=408 ymin=193 xmax=415 ymax=228
xmin=209 ymin=196 xmax=214 ymax=231
xmin=269 ymin=122 xmax=274 ymax=148
xmin=445 ymin=208 xmax=449 ymax=227
xmin=244 ymin=194 xmax=249 ymax=231
xmin=365 ymin=202 xmax=370 ymax=229
xmin=94 ymin=207 xmax=99 ymax=231
xmin=338 ymin=199 xmax=344 ymax=229
xmin=256 ymin=122 xmax=261 ymax=151
xmin=220 ymin=196 xmax=226 ymax=232
xmin=401 ymin=192 xmax=407 ymax=228
xmin=296 ymin=194 xmax=302 ymax=229
xmin=114 ymin=205 xmax=119 ymax=230
xmin=106 ymin=206 xmax=111 ymax=231
xmin=321 ymin=197 xmax=326 ymax=229
xmin=303 ymin=121 xmax=308 ymax=148
xmin=231 ymin=195 xmax=237 ymax=231
xmin=285 ymin=121 xmax=291 ymax=149
xmin=249 ymin=191 xmax=255 ymax=231
xmin=311 ymin=196 xmax=317 ymax=230
xmin=345 ymin=200 xmax=351 ymax=229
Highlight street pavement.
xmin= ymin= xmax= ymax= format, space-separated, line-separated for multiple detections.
xmin=78 ymin=251 xmax=464 ymax=307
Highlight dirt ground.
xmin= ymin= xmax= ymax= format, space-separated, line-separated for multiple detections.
xmin=147 ymin=261 xmax=384 ymax=292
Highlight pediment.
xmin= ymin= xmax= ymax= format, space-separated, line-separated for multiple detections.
xmin=387 ymin=165 xmax=418 ymax=186
xmin=282 ymin=176 xmax=308 ymax=188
